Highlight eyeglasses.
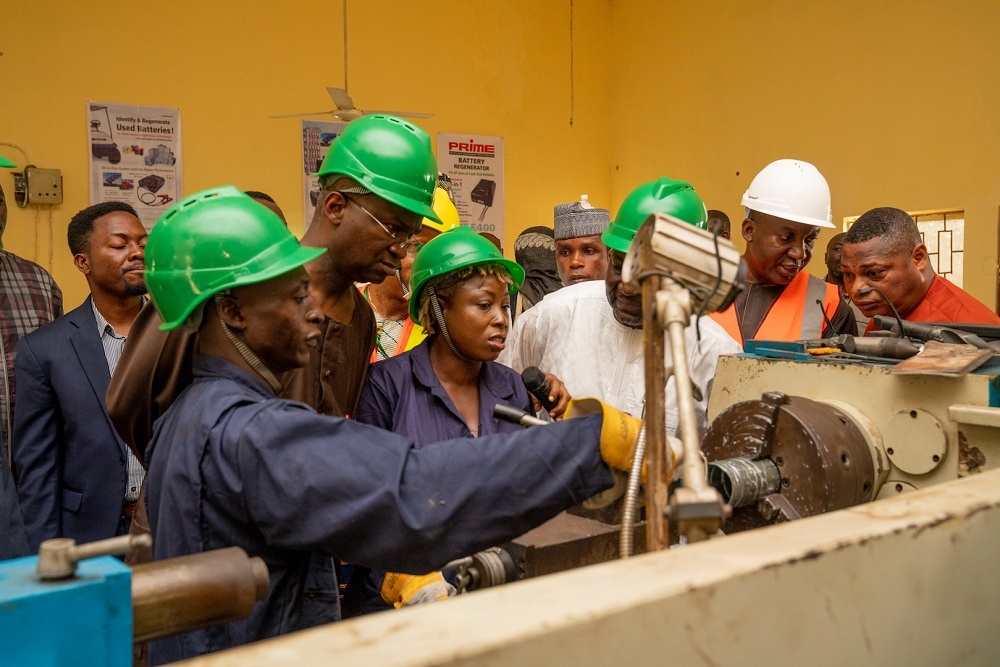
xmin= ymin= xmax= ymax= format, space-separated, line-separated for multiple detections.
xmin=341 ymin=194 xmax=418 ymax=249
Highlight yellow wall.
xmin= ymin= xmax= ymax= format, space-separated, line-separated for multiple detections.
xmin=0 ymin=0 xmax=613 ymax=309
xmin=4 ymin=1 xmax=1000 ymax=311
xmin=611 ymin=0 xmax=1000 ymax=307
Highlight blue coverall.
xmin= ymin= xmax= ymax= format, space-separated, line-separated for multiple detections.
xmin=347 ymin=339 xmax=537 ymax=614
xmin=355 ymin=339 xmax=534 ymax=442
xmin=145 ymin=354 xmax=612 ymax=663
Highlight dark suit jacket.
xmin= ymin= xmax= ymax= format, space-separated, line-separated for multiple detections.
xmin=13 ymin=296 xmax=129 ymax=551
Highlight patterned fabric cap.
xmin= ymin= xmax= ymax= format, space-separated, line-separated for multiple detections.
xmin=553 ymin=201 xmax=610 ymax=240
xmin=514 ymin=226 xmax=555 ymax=253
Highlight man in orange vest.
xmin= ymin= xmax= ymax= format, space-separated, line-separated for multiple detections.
xmin=363 ymin=186 xmax=461 ymax=362
xmin=710 ymin=159 xmax=856 ymax=345
xmin=841 ymin=207 xmax=1000 ymax=332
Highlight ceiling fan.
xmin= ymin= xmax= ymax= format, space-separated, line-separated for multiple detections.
xmin=271 ymin=1 xmax=433 ymax=122
xmin=271 ymin=86 xmax=434 ymax=122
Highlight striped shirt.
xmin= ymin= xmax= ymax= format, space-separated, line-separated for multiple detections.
xmin=92 ymin=300 xmax=144 ymax=502
xmin=0 ymin=250 xmax=63 ymax=465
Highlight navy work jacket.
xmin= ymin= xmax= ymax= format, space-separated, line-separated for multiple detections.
xmin=145 ymin=355 xmax=611 ymax=663
xmin=354 ymin=339 xmax=534 ymax=444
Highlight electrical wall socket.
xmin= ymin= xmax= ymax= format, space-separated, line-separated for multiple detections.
xmin=25 ymin=167 xmax=63 ymax=205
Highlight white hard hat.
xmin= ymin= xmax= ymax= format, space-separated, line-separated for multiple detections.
xmin=742 ymin=159 xmax=834 ymax=228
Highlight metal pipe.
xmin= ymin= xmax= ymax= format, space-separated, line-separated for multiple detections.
xmin=707 ymin=457 xmax=781 ymax=507
xmin=663 ymin=292 xmax=707 ymax=496
xmin=131 ymin=546 xmax=269 ymax=642
xmin=620 ymin=424 xmax=647 ymax=558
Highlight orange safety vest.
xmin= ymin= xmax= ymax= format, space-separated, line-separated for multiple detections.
xmin=360 ymin=284 xmax=428 ymax=362
xmin=370 ymin=317 xmax=426 ymax=363
xmin=709 ymin=271 xmax=841 ymax=346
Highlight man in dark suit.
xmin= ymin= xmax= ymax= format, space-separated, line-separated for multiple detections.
xmin=13 ymin=201 xmax=147 ymax=550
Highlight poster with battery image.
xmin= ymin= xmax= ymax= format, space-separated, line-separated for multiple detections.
xmin=437 ymin=133 xmax=505 ymax=243
xmin=301 ymin=119 xmax=349 ymax=232
xmin=87 ymin=101 xmax=181 ymax=229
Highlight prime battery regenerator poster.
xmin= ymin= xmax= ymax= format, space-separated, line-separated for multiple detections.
xmin=437 ymin=133 xmax=504 ymax=243
xmin=87 ymin=102 xmax=181 ymax=228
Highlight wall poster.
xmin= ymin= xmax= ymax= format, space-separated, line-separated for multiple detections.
xmin=301 ymin=119 xmax=349 ymax=232
xmin=436 ymin=133 xmax=505 ymax=242
xmin=87 ymin=101 xmax=181 ymax=228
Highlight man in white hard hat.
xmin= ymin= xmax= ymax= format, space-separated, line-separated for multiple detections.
xmin=709 ymin=159 xmax=855 ymax=345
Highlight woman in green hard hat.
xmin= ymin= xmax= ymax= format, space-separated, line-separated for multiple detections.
xmin=354 ymin=224 xmax=570 ymax=439
xmin=348 ymin=225 xmax=571 ymax=615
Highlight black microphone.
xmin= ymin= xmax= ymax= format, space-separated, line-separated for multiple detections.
xmin=521 ymin=366 xmax=556 ymax=412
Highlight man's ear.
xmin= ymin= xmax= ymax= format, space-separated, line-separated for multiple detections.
xmin=912 ymin=243 xmax=929 ymax=270
xmin=73 ymin=252 xmax=90 ymax=275
xmin=216 ymin=294 xmax=247 ymax=332
xmin=742 ymin=217 xmax=755 ymax=242
xmin=321 ymin=190 xmax=349 ymax=228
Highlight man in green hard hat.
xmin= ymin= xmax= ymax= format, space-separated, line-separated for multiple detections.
xmin=499 ymin=177 xmax=743 ymax=436
xmin=108 ymin=113 xmax=442 ymax=458
xmin=141 ymin=186 xmax=643 ymax=662
xmin=105 ymin=114 xmax=444 ymax=618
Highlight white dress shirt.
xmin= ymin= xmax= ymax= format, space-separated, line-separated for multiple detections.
xmin=499 ymin=280 xmax=742 ymax=436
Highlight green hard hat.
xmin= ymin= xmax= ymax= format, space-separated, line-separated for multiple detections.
xmin=316 ymin=114 xmax=441 ymax=223
xmin=146 ymin=185 xmax=326 ymax=330
xmin=408 ymin=225 xmax=525 ymax=324
xmin=0 ymin=154 xmax=16 ymax=168
xmin=602 ymin=177 xmax=708 ymax=253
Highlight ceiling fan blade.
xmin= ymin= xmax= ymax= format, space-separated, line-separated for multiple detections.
xmin=363 ymin=109 xmax=435 ymax=119
xmin=326 ymin=87 xmax=355 ymax=110
xmin=270 ymin=110 xmax=338 ymax=119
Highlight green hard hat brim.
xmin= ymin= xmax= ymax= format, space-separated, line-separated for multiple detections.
xmin=313 ymin=171 xmax=441 ymax=224
xmin=601 ymin=223 xmax=635 ymax=255
xmin=0 ymin=155 xmax=16 ymax=169
xmin=409 ymin=257 xmax=525 ymax=324
xmin=155 ymin=243 xmax=326 ymax=331
xmin=368 ymin=184 xmax=440 ymax=223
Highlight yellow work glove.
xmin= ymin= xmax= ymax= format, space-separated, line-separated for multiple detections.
xmin=565 ymin=398 xmax=641 ymax=471
xmin=380 ymin=571 xmax=455 ymax=608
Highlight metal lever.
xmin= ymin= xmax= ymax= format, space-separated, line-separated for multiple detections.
xmin=37 ymin=534 xmax=153 ymax=579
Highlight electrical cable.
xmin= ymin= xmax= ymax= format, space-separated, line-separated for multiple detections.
xmin=48 ymin=206 xmax=54 ymax=272
xmin=568 ymin=0 xmax=574 ymax=127
xmin=137 ymin=185 xmax=173 ymax=207
xmin=0 ymin=143 xmax=30 ymax=165
xmin=693 ymin=228 xmax=726 ymax=343
xmin=343 ymin=0 xmax=349 ymax=94
xmin=817 ymin=298 xmax=836 ymax=335
xmin=33 ymin=205 xmax=40 ymax=262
